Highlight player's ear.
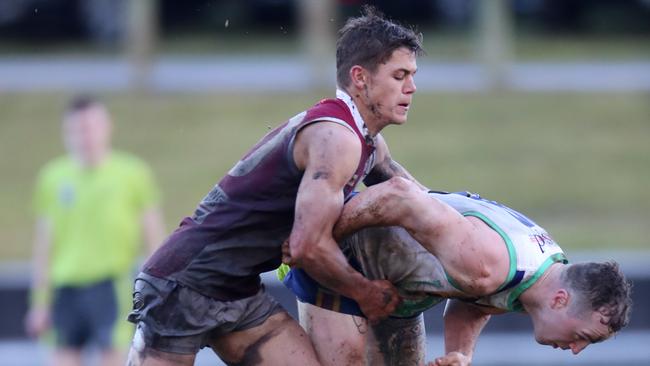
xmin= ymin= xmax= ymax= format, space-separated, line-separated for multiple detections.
xmin=350 ymin=65 xmax=367 ymax=89
xmin=550 ymin=289 xmax=569 ymax=310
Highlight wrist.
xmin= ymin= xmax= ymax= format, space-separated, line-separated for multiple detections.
xmin=30 ymin=288 xmax=51 ymax=308
xmin=445 ymin=350 xmax=472 ymax=360
xmin=349 ymin=277 xmax=375 ymax=303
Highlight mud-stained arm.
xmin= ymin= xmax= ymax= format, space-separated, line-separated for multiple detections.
xmin=368 ymin=313 xmax=426 ymax=366
xmin=433 ymin=300 xmax=503 ymax=366
xmin=332 ymin=177 xmax=455 ymax=242
xmin=332 ymin=178 xmax=496 ymax=296
xmin=141 ymin=206 xmax=165 ymax=255
xmin=363 ymin=134 xmax=427 ymax=190
xmin=289 ymin=122 xmax=400 ymax=324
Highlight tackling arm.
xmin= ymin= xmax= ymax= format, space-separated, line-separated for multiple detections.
xmin=288 ymin=122 xmax=400 ymax=323
xmin=363 ymin=134 xmax=427 ymax=190
xmin=332 ymin=176 xmax=453 ymax=242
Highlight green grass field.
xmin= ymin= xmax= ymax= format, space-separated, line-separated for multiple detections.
xmin=1 ymin=92 xmax=648 ymax=260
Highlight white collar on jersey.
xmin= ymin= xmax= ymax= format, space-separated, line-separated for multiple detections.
xmin=336 ymin=88 xmax=375 ymax=144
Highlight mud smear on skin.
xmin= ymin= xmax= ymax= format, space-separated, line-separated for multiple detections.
xmin=319 ymin=129 xmax=334 ymax=160
xmin=313 ymin=171 xmax=330 ymax=180
xmin=373 ymin=316 xmax=425 ymax=365
xmin=363 ymin=84 xmax=384 ymax=121
xmin=228 ymin=329 xmax=278 ymax=366
xmin=341 ymin=342 xmax=366 ymax=366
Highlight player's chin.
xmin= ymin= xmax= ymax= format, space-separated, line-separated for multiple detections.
xmin=391 ymin=112 xmax=408 ymax=125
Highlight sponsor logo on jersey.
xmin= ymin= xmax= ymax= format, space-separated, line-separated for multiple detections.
xmin=529 ymin=232 xmax=557 ymax=253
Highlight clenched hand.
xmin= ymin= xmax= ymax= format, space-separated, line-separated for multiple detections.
xmin=357 ymin=279 xmax=401 ymax=324
xmin=428 ymin=351 xmax=472 ymax=366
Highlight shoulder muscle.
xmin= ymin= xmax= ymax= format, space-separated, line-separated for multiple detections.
xmin=294 ymin=122 xmax=361 ymax=185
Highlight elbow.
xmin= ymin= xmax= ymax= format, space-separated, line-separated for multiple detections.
xmin=384 ymin=176 xmax=416 ymax=195
xmin=457 ymin=275 xmax=494 ymax=297
xmin=470 ymin=264 xmax=499 ymax=296
xmin=379 ymin=177 xmax=422 ymax=223
xmin=288 ymin=244 xmax=308 ymax=267
xmin=452 ymin=255 xmax=497 ymax=297
xmin=288 ymin=240 xmax=322 ymax=268
xmin=465 ymin=271 xmax=490 ymax=296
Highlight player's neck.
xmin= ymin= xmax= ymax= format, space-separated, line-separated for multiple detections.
xmin=72 ymin=149 xmax=110 ymax=169
xmin=519 ymin=263 xmax=563 ymax=314
xmin=352 ymin=97 xmax=383 ymax=137
xmin=342 ymin=86 xmax=384 ymax=137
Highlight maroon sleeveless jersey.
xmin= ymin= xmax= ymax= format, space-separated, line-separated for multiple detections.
xmin=143 ymin=98 xmax=376 ymax=300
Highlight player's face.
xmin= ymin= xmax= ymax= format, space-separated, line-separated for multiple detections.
xmin=363 ymin=47 xmax=417 ymax=128
xmin=63 ymin=105 xmax=112 ymax=167
xmin=534 ymin=309 xmax=612 ymax=355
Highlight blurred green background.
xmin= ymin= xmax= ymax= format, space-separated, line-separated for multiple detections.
xmin=1 ymin=0 xmax=649 ymax=261
xmin=1 ymin=91 xmax=648 ymax=260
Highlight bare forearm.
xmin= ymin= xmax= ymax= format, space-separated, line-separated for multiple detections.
xmin=290 ymin=197 xmax=399 ymax=323
xmin=333 ymin=177 xmax=423 ymax=240
xmin=298 ymin=239 xmax=372 ymax=301
xmin=332 ymin=185 xmax=397 ymax=241
xmin=31 ymin=218 xmax=52 ymax=306
xmin=141 ymin=207 xmax=165 ymax=255
xmin=365 ymin=157 xmax=427 ymax=190
xmin=26 ymin=220 xmax=53 ymax=338
xmin=290 ymin=192 xmax=370 ymax=301
xmin=290 ymin=123 xmax=400 ymax=322
xmin=443 ymin=300 xmax=491 ymax=358
xmin=387 ymin=159 xmax=427 ymax=190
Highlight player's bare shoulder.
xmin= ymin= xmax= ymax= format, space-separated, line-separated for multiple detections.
xmin=293 ymin=121 xmax=361 ymax=172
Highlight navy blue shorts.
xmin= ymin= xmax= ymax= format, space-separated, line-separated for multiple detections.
xmin=52 ymin=278 xmax=117 ymax=349
xmin=283 ymin=268 xmax=363 ymax=316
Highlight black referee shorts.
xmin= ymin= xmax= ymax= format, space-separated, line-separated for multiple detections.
xmin=52 ymin=278 xmax=117 ymax=349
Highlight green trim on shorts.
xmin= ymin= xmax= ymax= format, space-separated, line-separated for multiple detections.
xmin=462 ymin=211 xmax=518 ymax=292
xmin=402 ymin=280 xmax=445 ymax=290
xmin=507 ymin=253 xmax=569 ymax=311
xmin=393 ymin=280 xmax=447 ymax=317
xmin=443 ymin=269 xmax=464 ymax=292
xmin=393 ymin=296 xmax=445 ymax=318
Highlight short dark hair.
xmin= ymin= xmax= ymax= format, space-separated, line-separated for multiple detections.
xmin=65 ymin=94 xmax=101 ymax=116
xmin=336 ymin=5 xmax=424 ymax=88
xmin=562 ymin=261 xmax=632 ymax=333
